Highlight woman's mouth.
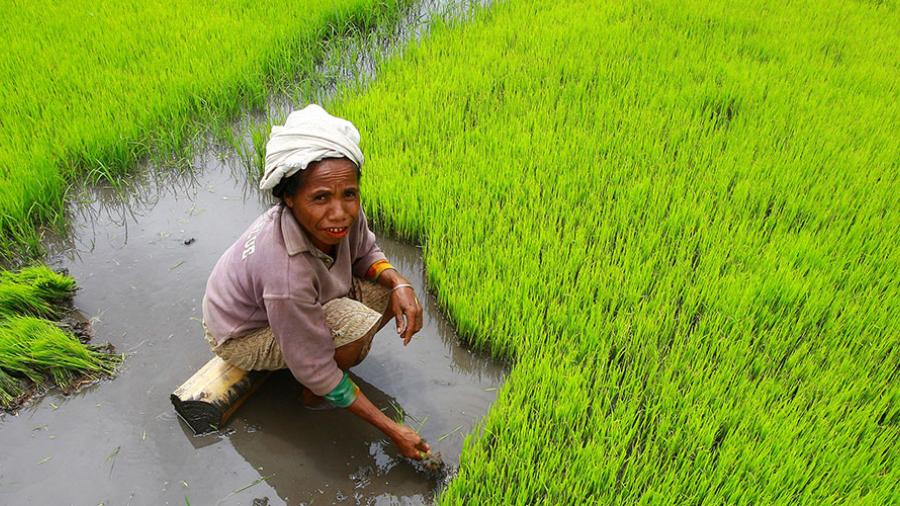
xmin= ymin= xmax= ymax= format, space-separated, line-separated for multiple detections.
xmin=323 ymin=226 xmax=349 ymax=238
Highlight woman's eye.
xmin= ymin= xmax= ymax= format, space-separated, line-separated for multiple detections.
xmin=344 ymin=189 xmax=358 ymax=198
xmin=314 ymin=194 xmax=328 ymax=201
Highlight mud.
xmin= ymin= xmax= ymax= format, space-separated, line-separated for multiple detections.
xmin=0 ymin=154 xmax=505 ymax=505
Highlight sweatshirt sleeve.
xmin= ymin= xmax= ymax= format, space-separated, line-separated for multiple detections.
xmin=352 ymin=209 xmax=388 ymax=278
xmin=263 ymin=294 xmax=343 ymax=396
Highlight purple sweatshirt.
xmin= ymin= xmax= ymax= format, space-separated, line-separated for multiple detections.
xmin=202 ymin=204 xmax=387 ymax=395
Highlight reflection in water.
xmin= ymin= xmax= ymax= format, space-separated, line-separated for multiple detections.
xmin=46 ymin=155 xmax=247 ymax=258
xmin=221 ymin=373 xmax=447 ymax=504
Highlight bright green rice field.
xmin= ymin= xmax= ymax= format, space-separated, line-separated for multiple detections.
xmin=3 ymin=0 xmax=899 ymax=502
xmin=331 ymin=0 xmax=899 ymax=502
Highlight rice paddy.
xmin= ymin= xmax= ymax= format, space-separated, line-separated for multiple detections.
xmin=323 ymin=0 xmax=899 ymax=502
xmin=2 ymin=0 xmax=898 ymax=502
xmin=0 ymin=0 xmax=409 ymax=259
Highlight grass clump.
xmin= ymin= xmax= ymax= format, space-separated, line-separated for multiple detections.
xmin=314 ymin=0 xmax=898 ymax=502
xmin=0 ymin=267 xmax=121 ymax=409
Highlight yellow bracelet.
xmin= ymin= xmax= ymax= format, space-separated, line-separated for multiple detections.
xmin=366 ymin=259 xmax=395 ymax=280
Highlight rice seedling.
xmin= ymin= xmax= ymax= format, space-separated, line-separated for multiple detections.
xmin=413 ymin=414 xmax=430 ymax=433
xmin=436 ymin=425 xmax=463 ymax=442
xmin=0 ymin=368 xmax=24 ymax=407
xmin=217 ymin=474 xmax=275 ymax=504
xmin=106 ymin=445 xmax=122 ymax=476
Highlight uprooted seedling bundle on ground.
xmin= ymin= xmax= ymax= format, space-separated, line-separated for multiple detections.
xmin=0 ymin=266 xmax=122 ymax=409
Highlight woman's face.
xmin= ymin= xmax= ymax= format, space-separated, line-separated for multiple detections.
xmin=284 ymin=158 xmax=360 ymax=253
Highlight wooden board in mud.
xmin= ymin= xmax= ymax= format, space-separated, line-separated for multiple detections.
xmin=171 ymin=356 xmax=272 ymax=434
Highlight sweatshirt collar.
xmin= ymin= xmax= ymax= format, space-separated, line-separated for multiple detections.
xmin=279 ymin=205 xmax=344 ymax=265
xmin=280 ymin=205 xmax=313 ymax=256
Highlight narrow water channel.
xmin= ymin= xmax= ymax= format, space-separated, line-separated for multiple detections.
xmin=0 ymin=154 xmax=505 ymax=505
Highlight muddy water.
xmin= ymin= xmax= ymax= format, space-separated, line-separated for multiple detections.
xmin=0 ymin=157 xmax=505 ymax=505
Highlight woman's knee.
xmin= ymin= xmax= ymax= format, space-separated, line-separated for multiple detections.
xmin=334 ymin=341 xmax=362 ymax=370
xmin=334 ymin=329 xmax=378 ymax=370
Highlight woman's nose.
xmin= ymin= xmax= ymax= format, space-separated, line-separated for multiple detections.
xmin=327 ymin=201 xmax=349 ymax=221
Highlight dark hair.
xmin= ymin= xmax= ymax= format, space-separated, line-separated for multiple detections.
xmin=271 ymin=170 xmax=306 ymax=201
xmin=271 ymin=157 xmax=361 ymax=203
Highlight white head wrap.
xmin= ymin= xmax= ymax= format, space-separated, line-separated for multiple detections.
xmin=259 ymin=104 xmax=364 ymax=191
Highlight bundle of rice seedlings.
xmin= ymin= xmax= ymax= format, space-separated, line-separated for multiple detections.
xmin=0 ymin=266 xmax=76 ymax=299
xmin=0 ymin=316 xmax=122 ymax=408
xmin=0 ymin=265 xmax=76 ymax=319
xmin=0 ymin=266 xmax=118 ymax=408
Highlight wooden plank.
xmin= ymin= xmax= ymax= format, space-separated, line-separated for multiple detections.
xmin=171 ymin=356 xmax=272 ymax=435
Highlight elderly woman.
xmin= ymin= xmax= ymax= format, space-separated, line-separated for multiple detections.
xmin=202 ymin=105 xmax=430 ymax=460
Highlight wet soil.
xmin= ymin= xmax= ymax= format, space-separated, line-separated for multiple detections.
xmin=0 ymin=157 xmax=505 ymax=505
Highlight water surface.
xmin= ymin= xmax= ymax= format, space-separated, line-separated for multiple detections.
xmin=0 ymin=156 xmax=504 ymax=505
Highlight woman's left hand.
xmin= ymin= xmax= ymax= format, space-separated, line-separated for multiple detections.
xmin=390 ymin=283 xmax=423 ymax=345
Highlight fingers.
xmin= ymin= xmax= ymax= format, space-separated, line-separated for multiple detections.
xmin=406 ymin=318 xmax=423 ymax=345
xmin=402 ymin=305 xmax=418 ymax=344
xmin=414 ymin=302 xmax=424 ymax=332
xmin=402 ymin=324 xmax=412 ymax=345
xmin=395 ymin=311 xmax=407 ymax=335
xmin=398 ymin=299 xmax=415 ymax=344
xmin=395 ymin=426 xmax=430 ymax=460
xmin=414 ymin=438 xmax=431 ymax=460
xmin=411 ymin=303 xmax=424 ymax=341
xmin=391 ymin=286 xmax=424 ymax=345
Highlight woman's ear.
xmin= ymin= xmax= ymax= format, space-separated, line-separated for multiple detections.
xmin=283 ymin=195 xmax=295 ymax=209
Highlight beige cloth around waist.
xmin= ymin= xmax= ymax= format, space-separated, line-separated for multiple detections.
xmin=203 ymin=277 xmax=390 ymax=371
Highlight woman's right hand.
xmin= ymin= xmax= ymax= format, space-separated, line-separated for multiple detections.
xmin=347 ymin=389 xmax=431 ymax=461
xmin=390 ymin=424 xmax=431 ymax=460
